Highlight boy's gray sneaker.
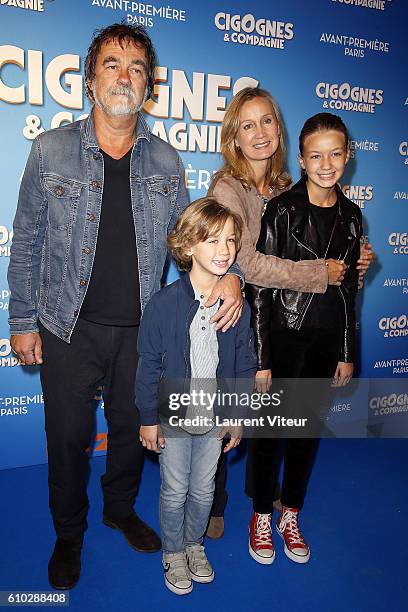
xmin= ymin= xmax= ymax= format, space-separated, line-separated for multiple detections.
xmin=186 ymin=544 xmax=214 ymax=583
xmin=162 ymin=552 xmax=193 ymax=595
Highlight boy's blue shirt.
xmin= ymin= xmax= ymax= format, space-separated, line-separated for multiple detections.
xmin=135 ymin=272 xmax=257 ymax=425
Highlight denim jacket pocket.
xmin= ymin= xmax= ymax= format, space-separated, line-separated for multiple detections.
xmin=43 ymin=174 xmax=83 ymax=231
xmin=146 ymin=176 xmax=178 ymax=227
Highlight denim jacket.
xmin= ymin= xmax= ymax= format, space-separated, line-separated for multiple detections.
xmin=8 ymin=112 xmax=189 ymax=342
xmin=135 ymin=273 xmax=257 ymax=426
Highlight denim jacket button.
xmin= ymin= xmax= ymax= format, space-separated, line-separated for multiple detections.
xmin=79 ymin=279 xmax=87 ymax=286
xmin=82 ymin=247 xmax=91 ymax=254
xmin=86 ymin=213 xmax=95 ymax=222
xmin=163 ymin=184 xmax=169 ymax=195
xmin=73 ymin=310 xmax=78 ymax=316
xmin=54 ymin=186 xmax=64 ymax=196
xmin=93 ymin=153 xmax=100 ymax=161
xmin=90 ymin=180 xmax=100 ymax=189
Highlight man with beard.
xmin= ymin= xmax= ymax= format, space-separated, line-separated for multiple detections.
xmin=7 ymin=24 xmax=243 ymax=590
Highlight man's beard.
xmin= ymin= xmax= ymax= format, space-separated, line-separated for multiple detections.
xmin=92 ymin=83 xmax=147 ymax=116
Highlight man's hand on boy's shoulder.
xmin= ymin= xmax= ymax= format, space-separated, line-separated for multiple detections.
xmin=206 ymin=274 xmax=243 ymax=332
xmin=139 ymin=425 xmax=165 ymax=453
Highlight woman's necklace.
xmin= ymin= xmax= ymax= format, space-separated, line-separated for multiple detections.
xmin=256 ymin=185 xmax=273 ymax=215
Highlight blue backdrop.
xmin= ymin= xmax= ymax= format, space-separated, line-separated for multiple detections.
xmin=0 ymin=0 xmax=406 ymax=469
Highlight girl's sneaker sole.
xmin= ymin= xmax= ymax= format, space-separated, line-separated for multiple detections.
xmin=276 ymin=528 xmax=310 ymax=564
xmin=248 ymin=539 xmax=275 ymax=565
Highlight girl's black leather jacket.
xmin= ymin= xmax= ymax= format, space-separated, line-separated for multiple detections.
xmin=246 ymin=178 xmax=362 ymax=369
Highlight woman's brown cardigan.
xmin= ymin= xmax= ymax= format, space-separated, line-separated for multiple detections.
xmin=210 ymin=174 xmax=328 ymax=293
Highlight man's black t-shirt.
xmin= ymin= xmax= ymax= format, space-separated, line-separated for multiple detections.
xmin=80 ymin=148 xmax=141 ymax=326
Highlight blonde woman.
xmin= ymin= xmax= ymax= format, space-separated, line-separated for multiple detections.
xmin=206 ymin=87 xmax=373 ymax=538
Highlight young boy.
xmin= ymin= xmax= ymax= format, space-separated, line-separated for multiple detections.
xmin=135 ymin=197 xmax=256 ymax=595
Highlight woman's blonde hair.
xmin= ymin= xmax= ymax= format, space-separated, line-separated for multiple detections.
xmin=215 ymin=87 xmax=291 ymax=192
xmin=167 ymin=197 xmax=243 ymax=271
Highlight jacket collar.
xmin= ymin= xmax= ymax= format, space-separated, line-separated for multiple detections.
xmin=81 ymin=109 xmax=151 ymax=150
xmin=288 ymin=177 xmax=354 ymax=258
xmin=290 ymin=177 xmax=351 ymax=219
xmin=179 ymin=271 xmax=196 ymax=300
xmin=179 ymin=272 xmax=224 ymax=310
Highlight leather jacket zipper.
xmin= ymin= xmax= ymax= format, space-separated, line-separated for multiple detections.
xmin=291 ymin=233 xmax=317 ymax=329
xmin=292 ymin=216 xmax=338 ymax=329
xmin=338 ymin=285 xmax=348 ymax=327
xmin=291 ymin=232 xmax=319 ymax=259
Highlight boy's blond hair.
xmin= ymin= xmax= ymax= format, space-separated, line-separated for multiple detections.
xmin=167 ymin=197 xmax=243 ymax=271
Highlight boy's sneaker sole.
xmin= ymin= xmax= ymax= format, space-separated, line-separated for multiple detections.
xmin=164 ymin=575 xmax=193 ymax=595
xmin=248 ymin=539 xmax=275 ymax=565
xmin=188 ymin=569 xmax=214 ymax=584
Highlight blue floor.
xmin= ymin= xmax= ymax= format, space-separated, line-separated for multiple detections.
xmin=0 ymin=439 xmax=407 ymax=611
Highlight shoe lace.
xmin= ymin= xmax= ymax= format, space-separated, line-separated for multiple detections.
xmin=167 ymin=553 xmax=189 ymax=579
xmin=255 ymin=513 xmax=272 ymax=544
xmin=281 ymin=509 xmax=306 ymax=546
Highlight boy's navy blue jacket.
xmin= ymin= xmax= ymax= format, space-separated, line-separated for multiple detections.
xmin=135 ymin=272 xmax=257 ymax=426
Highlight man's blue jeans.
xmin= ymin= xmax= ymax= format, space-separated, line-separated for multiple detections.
xmin=159 ymin=428 xmax=222 ymax=553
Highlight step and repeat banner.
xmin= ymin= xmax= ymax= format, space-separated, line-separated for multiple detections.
xmin=0 ymin=0 xmax=406 ymax=469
